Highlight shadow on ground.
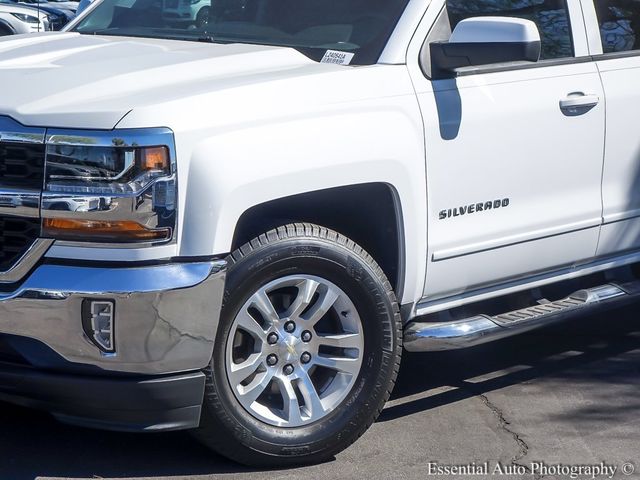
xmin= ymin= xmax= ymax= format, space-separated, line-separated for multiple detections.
xmin=0 ymin=305 xmax=638 ymax=480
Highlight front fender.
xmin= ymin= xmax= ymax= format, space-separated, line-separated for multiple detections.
xmin=117 ymin=64 xmax=428 ymax=305
xmin=181 ymin=101 xmax=426 ymax=304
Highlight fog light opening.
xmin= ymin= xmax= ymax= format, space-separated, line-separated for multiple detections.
xmin=82 ymin=299 xmax=116 ymax=354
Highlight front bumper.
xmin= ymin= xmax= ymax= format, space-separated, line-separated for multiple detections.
xmin=0 ymin=259 xmax=226 ymax=374
xmin=0 ymin=364 xmax=207 ymax=432
xmin=0 ymin=258 xmax=226 ymax=431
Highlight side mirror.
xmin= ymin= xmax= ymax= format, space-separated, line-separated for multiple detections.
xmin=431 ymin=17 xmax=541 ymax=78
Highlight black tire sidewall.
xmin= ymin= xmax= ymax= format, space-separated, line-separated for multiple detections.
xmin=204 ymin=235 xmax=398 ymax=461
xmin=195 ymin=7 xmax=209 ymax=27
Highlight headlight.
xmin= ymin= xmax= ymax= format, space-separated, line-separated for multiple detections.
xmin=11 ymin=13 xmax=40 ymax=24
xmin=46 ymin=145 xmax=171 ymax=194
xmin=42 ymin=129 xmax=177 ymax=245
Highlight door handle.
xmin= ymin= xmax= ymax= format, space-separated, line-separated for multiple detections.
xmin=559 ymin=93 xmax=600 ymax=115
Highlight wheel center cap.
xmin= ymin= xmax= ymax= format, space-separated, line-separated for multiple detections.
xmin=281 ymin=335 xmax=301 ymax=363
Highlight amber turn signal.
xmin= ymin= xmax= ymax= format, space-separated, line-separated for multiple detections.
xmin=43 ymin=218 xmax=171 ymax=243
xmin=140 ymin=146 xmax=170 ymax=171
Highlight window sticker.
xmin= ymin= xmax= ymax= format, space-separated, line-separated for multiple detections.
xmin=321 ymin=50 xmax=355 ymax=65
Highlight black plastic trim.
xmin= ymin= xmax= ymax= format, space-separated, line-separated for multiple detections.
xmin=431 ymin=40 xmax=541 ymax=78
xmin=592 ymin=50 xmax=640 ymax=61
xmin=0 ymin=363 xmax=206 ymax=432
xmin=454 ymin=54 xmax=593 ymax=77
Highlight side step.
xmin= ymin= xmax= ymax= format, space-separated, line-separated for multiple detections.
xmin=404 ymin=283 xmax=639 ymax=352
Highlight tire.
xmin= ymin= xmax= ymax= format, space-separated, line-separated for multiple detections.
xmin=195 ymin=223 xmax=402 ymax=466
xmin=195 ymin=6 xmax=209 ymax=28
xmin=0 ymin=25 xmax=12 ymax=37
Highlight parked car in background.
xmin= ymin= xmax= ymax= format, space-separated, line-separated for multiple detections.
xmin=0 ymin=2 xmax=49 ymax=34
xmin=163 ymin=0 xmax=210 ymax=28
xmin=75 ymin=0 xmax=94 ymax=15
xmin=21 ymin=0 xmax=78 ymax=13
xmin=1 ymin=0 xmax=73 ymax=30
xmin=17 ymin=0 xmax=75 ymax=15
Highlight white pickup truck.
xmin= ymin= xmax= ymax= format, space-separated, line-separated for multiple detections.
xmin=0 ymin=0 xmax=638 ymax=467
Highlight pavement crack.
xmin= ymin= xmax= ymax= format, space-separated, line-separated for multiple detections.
xmin=473 ymin=389 xmax=545 ymax=480
xmin=477 ymin=393 xmax=529 ymax=466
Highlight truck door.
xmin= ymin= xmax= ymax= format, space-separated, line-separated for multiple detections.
xmin=407 ymin=0 xmax=606 ymax=300
xmin=590 ymin=0 xmax=640 ymax=257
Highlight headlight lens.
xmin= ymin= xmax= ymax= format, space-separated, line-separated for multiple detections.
xmin=42 ymin=129 xmax=177 ymax=245
xmin=11 ymin=13 xmax=40 ymax=24
xmin=46 ymin=145 xmax=171 ymax=194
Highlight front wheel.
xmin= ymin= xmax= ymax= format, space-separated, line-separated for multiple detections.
xmin=195 ymin=6 xmax=209 ymax=28
xmin=195 ymin=223 xmax=402 ymax=466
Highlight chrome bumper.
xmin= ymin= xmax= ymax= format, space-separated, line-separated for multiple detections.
xmin=0 ymin=259 xmax=226 ymax=374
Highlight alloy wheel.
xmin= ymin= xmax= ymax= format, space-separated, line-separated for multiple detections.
xmin=225 ymin=275 xmax=364 ymax=428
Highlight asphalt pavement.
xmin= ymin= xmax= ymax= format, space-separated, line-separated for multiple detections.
xmin=2 ymin=304 xmax=639 ymax=480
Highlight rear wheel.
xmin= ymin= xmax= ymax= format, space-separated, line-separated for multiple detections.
xmin=195 ymin=223 xmax=402 ymax=466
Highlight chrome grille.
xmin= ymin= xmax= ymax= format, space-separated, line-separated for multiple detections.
xmin=0 ymin=117 xmax=47 ymax=276
xmin=0 ymin=217 xmax=40 ymax=272
xmin=0 ymin=142 xmax=45 ymax=190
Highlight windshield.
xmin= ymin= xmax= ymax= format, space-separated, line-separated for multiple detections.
xmin=72 ymin=0 xmax=409 ymax=64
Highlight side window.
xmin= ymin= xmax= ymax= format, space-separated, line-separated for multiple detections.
xmin=446 ymin=0 xmax=574 ymax=59
xmin=594 ymin=0 xmax=640 ymax=53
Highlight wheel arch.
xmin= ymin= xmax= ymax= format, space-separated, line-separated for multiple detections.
xmin=0 ymin=20 xmax=15 ymax=34
xmin=230 ymin=183 xmax=406 ymax=299
xmin=195 ymin=5 xmax=210 ymax=19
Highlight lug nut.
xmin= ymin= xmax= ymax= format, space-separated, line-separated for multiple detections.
xmin=283 ymin=364 xmax=294 ymax=375
xmin=301 ymin=330 xmax=312 ymax=342
xmin=267 ymin=332 xmax=279 ymax=345
xmin=301 ymin=352 xmax=312 ymax=364
xmin=284 ymin=321 xmax=296 ymax=333
xmin=266 ymin=354 xmax=278 ymax=366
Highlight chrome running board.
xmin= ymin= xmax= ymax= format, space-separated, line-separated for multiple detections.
xmin=404 ymin=283 xmax=636 ymax=352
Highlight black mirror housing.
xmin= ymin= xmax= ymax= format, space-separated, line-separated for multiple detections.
xmin=431 ymin=40 xmax=541 ymax=79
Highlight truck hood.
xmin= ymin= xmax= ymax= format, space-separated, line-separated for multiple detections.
xmin=0 ymin=32 xmax=317 ymax=129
